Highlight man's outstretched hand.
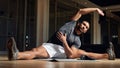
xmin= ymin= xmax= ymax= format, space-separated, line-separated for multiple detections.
xmin=96 ymin=8 xmax=104 ymax=16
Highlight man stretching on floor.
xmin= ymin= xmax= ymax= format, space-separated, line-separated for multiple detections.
xmin=7 ymin=8 xmax=115 ymax=60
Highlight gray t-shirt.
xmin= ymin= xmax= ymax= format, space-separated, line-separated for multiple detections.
xmin=48 ymin=21 xmax=81 ymax=49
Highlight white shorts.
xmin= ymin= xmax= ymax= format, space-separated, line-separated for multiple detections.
xmin=42 ymin=43 xmax=67 ymax=59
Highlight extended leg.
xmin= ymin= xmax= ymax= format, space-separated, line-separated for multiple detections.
xmin=17 ymin=46 xmax=49 ymax=60
xmin=7 ymin=37 xmax=49 ymax=60
xmin=85 ymin=52 xmax=108 ymax=59
xmin=77 ymin=49 xmax=108 ymax=60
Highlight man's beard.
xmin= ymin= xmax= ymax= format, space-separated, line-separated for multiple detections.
xmin=74 ymin=28 xmax=84 ymax=36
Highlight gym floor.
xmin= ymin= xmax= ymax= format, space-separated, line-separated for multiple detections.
xmin=0 ymin=55 xmax=120 ymax=68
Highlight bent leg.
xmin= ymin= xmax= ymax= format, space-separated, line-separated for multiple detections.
xmin=17 ymin=45 xmax=49 ymax=60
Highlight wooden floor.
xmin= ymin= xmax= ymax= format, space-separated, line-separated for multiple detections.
xmin=0 ymin=55 xmax=120 ymax=68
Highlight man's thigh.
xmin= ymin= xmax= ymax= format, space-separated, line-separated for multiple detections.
xmin=33 ymin=45 xmax=50 ymax=58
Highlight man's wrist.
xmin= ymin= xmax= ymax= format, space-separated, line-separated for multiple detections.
xmin=62 ymin=41 xmax=67 ymax=45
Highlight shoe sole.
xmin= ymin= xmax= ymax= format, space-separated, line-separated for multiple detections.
xmin=108 ymin=51 xmax=115 ymax=60
xmin=7 ymin=37 xmax=14 ymax=60
xmin=108 ymin=42 xmax=116 ymax=60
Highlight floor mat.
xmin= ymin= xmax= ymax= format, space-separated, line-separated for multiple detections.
xmin=37 ymin=58 xmax=97 ymax=62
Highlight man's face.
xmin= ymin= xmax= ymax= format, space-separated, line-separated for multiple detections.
xmin=75 ymin=21 xmax=90 ymax=35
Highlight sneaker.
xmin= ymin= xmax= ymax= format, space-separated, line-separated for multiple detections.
xmin=107 ymin=42 xmax=116 ymax=60
xmin=7 ymin=37 xmax=19 ymax=60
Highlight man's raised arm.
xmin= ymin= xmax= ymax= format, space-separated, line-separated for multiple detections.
xmin=71 ymin=8 xmax=104 ymax=21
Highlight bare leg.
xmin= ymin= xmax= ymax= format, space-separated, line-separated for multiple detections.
xmin=85 ymin=52 xmax=108 ymax=59
xmin=17 ymin=45 xmax=49 ymax=60
xmin=77 ymin=49 xmax=108 ymax=59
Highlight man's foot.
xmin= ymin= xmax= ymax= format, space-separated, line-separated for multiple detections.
xmin=107 ymin=42 xmax=116 ymax=60
xmin=7 ymin=37 xmax=19 ymax=60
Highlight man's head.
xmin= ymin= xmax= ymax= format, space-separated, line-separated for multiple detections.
xmin=74 ymin=21 xmax=90 ymax=36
